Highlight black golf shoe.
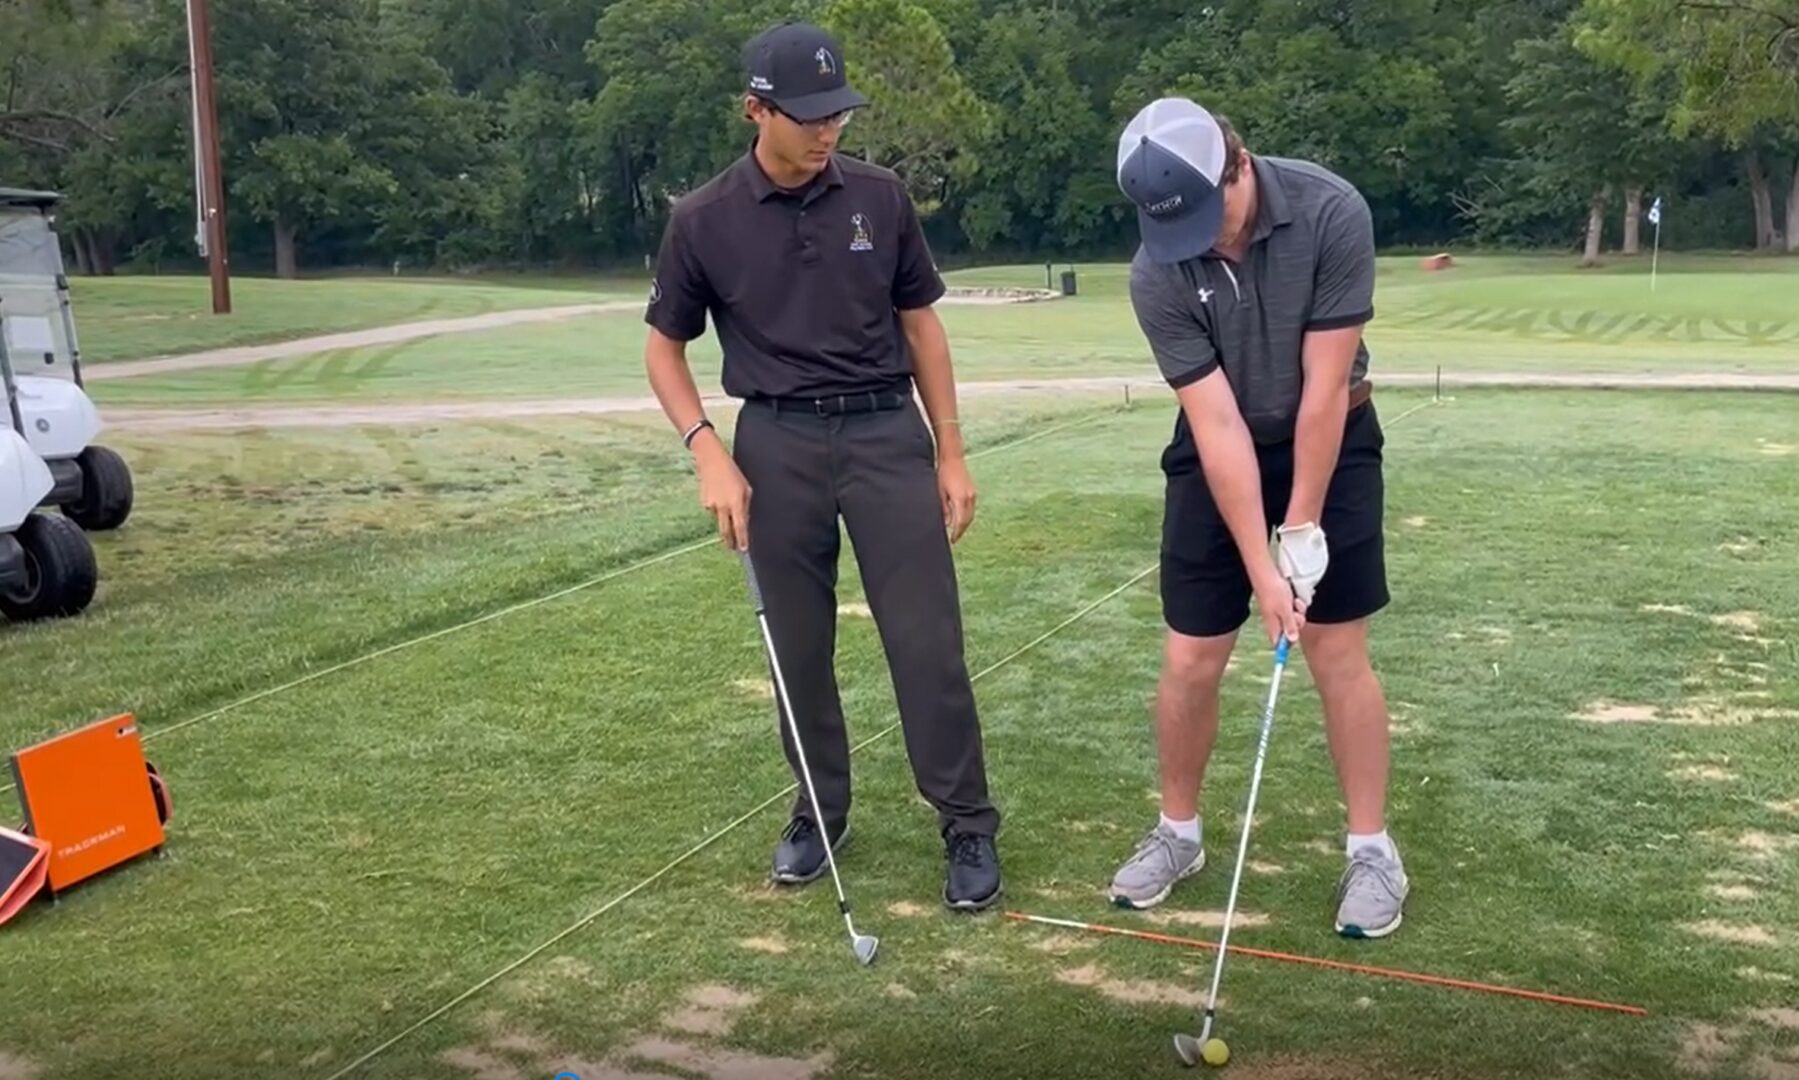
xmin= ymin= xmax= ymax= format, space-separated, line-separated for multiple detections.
xmin=770 ymin=814 xmax=848 ymax=885
xmin=943 ymin=829 xmax=1002 ymax=911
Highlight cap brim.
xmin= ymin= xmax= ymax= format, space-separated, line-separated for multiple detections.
xmin=1138 ymin=193 xmax=1224 ymax=265
xmin=773 ymin=85 xmax=867 ymax=122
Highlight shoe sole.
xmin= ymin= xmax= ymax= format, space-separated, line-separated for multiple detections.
xmin=1336 ymin=911 xmax=1403 ymax=939
xmin=769 ymin=824 xmax=851 ymax=886
xmin=1108 ymin=848 xmax=1206 ymax=911
xmin=944 ymin=881 xmax=1002 ymax=913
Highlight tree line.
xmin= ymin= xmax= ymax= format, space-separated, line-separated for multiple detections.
xmin=2 ymin=0 xmax=1796 ymax=278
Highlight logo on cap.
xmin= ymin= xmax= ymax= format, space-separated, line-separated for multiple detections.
xmin=815 ymin=47 xmax=836 ymax=75
xmin=750 ymin=74 xmax=774 ymax=92
xmin=1146 ymin=194 xmax=1184 ymax=217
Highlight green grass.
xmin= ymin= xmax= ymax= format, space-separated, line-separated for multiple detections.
xmin=84 ymin=253 xmax=1799 ymax=409
xmin=67 ymin=274 xmax=644 ymax=363
xmin=3 ymin=388 xmax=1797 ymax=1079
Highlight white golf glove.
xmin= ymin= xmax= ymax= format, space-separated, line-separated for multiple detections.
xmin=1274 ymin=522 xmax=1329 ymax=606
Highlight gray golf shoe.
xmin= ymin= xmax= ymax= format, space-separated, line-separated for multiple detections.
xmin=1108 ymin=822 xmax=1205 ymax=910
xmin=1334 ymin=846 xmax=1410 ymax=938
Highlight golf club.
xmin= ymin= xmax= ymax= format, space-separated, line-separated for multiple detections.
xmin=1174 ymin=634 xmax=1292 ymax=1068
xmin=741 ymin=550 xmax=879 ymax=966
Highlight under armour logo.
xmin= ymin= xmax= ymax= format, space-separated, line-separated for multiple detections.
xmin=1197 ymin=287 xmax=1214 ymax=303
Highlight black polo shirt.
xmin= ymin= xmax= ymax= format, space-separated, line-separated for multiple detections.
xmin=644 ymin=144 xmax=946 ymax=400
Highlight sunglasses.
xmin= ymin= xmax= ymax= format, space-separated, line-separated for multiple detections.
xmin=756 ymin=98 xmax=856 ymax=130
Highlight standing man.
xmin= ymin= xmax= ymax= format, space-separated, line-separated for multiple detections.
xmin=642 ymin=21 xmax=1003 ymax=911
xmin=1104 ymin=97 xmax=1409 ymax=939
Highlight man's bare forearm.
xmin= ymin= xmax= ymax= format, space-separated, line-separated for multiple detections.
xmin=645 ymin=330 xmax=720 ymax=451
xmin=1286 ymin=382 xmax=1347 ymax=526
xmin=901 ymin=306 xmax=966 ymax=462
xmin=1178 ymin=378 xmax=1278 ymax=585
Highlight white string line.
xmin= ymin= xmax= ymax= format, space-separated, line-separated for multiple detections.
xmin=321 ymin=562 xmax=1160 ymax=1080
xmin=0 ymin=403 xmax=1127 ymax=802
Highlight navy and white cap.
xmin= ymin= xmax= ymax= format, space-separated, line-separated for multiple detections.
xmin=1117 ymin=98 xmax=1230 ymax=264
xmin=743 ymin=22 xmax=868 ymax=123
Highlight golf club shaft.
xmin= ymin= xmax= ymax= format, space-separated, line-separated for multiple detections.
xmin=743 ymin=553 xmax=861 ymax=941
xmin=1199 ymin=637 xmax=1290 ymax=1019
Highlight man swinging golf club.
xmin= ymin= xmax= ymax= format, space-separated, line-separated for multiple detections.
xmin=1106 ymin=97 xmax=1410 ymax=940
xmin=642 ymin=21 xmax=1003 ymax=913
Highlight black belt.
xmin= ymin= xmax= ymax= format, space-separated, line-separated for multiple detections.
xmin=757 ymin=390 xmax=910 ymax=416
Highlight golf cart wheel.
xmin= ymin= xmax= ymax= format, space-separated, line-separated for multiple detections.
xmin=0 ymin=514 xmax=98 ymax=622
xmin=61 ymin=445 xmax=133 ymax=531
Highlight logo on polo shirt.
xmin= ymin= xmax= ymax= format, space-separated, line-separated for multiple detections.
xmin=850 ymin=213 xmax=873 ymax=252
xmin=816 ymin=47 xmax=836 ymax=75
xmin=648 ymin=279 xmax=662 ymax=304
xmin=1197 ymin=287 xmax=1213 ymax=303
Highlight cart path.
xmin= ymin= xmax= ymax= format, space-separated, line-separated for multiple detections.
xmin=83 ymin=292 xmax=1051 ymax=382
xmin=100 ymin=370 xmax=1799 ymax=433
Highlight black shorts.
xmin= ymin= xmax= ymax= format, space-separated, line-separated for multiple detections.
xmin=1160 ymin=401 xmax=1389 ymax=639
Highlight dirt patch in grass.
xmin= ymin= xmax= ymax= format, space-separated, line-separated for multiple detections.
xmin=732 ymin=678 xmax=774 ymax=701
xmin=1712 ymin=611 xmax=1766 ymax=633
xmin=0 ymin=1055 xmax=40 ymax=1080
xmin=1402 ymin=516 xmax=1429 ymax=528
xmin=662 ymin=985 xmax=760 ymax=1038
xmin=739 ymin=937 xmax=791 ymax=955
xmin=1248 ymin=860 xmax=1287 ymax=875
xmin=1757 ymin=441 xmax=1795 ymax=456
xmin=1055 ymin=963 xmax=1210 ymax=1008
xmin=1748 ymin=1009 xmax=1799 ymax=1031
xmin=1766 ymin=800 xmax=1799 ymax=817
xmin=837 ymin=602 xmax=872 ymax=619
xmin=1146 ymin=909 xmax=1273 ymax=930
xmin=1737 ymin=967 xmax=1794 ymax=984
xmin=1683 ymin=921 xmax=1778 ymax=946
xmin=1671 ymin=765 xmax=1740 ymax=783
xmin=441 ymin=1048 xmax=526 ymax=1080
xmin=1577 ymin=701 xmax=1661 ymax=723
xmin=1708 ymin=884 xmax=1761 ymax=900
xmin=1735 ymin=831 xmax=1798 ymax=859
xmin=884 ymin=983 xmax=917 ymax=1000
xmin=1677 ymin=1022 xmax=1735 ymax=1075
xmin=1030 ymin=933 xmax=1100 ymax=955
xmin=886 ymin=901 xmax=929 ymax=918
xmin=622 ymin=1037 xmax=834 ymax=1080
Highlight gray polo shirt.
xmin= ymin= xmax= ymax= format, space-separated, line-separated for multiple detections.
xmin=1129 ymin=155 xmax=1376 ymax=446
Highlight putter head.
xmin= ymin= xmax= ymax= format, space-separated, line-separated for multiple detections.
xmin=1173 ymin=1033 xmax=1202 ymax=1067
xmin=852 ymin=933 xmax=879 ymax=965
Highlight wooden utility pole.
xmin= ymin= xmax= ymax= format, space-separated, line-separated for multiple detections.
xmin=186 ymin=0 xmax=231 ymax=314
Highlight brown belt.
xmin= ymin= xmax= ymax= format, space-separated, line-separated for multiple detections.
xmin=1350 ymin=379 xmax=1373 ymax=410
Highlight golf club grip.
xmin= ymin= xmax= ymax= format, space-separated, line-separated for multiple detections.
xmin=740 ymin=551 xmax=765 ymax=613
xmin=1275 ymin=636 xmax=1291 ymax=665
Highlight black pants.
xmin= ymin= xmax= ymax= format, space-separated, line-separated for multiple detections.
xmin=734 ymin=396 xmax=1000 ymax=838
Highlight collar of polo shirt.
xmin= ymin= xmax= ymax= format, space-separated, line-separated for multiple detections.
xmin=1246 ymin=155 xmax=1296 ymax=245
xmin=741 ymin=135 xmax=846 ymax=202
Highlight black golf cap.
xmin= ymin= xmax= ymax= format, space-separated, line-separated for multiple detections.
xmin=1116 ymin=97 xmax=1230 ymax=263
xmin=743 ymin=22 xmax=868 ymax=122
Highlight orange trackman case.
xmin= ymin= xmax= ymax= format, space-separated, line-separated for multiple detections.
xmin=0 ymin=825 xmax=49 ymax=926
xmin=10 ymin=712 xmax=166 ymax=896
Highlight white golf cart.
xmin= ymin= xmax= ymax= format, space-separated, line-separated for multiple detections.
xmin=0 ymin=187 xmax=134 ymax=531
xmin=0 ymin=335 xmax=97 ymax=622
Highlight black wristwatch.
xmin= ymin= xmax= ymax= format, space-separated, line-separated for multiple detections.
xmin=681 ymin=418 xmax=715 ymax=449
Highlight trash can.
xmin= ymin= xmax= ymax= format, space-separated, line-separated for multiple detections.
xmin=1060 ymin=269 xmax=1077 ymax=296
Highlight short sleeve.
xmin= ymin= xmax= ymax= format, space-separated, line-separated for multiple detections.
xmin=645 ymin=209 xmax=712 ymax=341
xmin=891 ymin=187 xmax=946 ymax=310
xmin=1306 ymin=190 xmax=1375 ymax=332
xmin=1129 ymin=254 xmax=1218 ymax=390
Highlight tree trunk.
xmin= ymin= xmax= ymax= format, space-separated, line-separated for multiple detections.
xmin=89 ymin=230 xmax=117 ymax=276
xmin=1787 ymin=158 xmax=1799 ymax=253
xmin=274 ymin=216 xmax=298 ymax=279
xmin=71 ymin=231 xmax=93 ymax=276
xmin=1580 ymin=188 xmax=1607 ymax=267
xmin=1746 ymin=151 xmax=1775 ymax=250
xmin=1622 ymin=187 xmax=1642 ymax=255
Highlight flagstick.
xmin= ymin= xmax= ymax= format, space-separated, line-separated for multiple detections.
xmin=1651 ymin=219 xmax=1660 ymax=292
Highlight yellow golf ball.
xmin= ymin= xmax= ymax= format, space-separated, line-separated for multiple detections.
xmin=1201 ymin=1038 xmax=1230 ymax=1067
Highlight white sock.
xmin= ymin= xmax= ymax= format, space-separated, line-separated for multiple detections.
xmin=1161 ymin=813 xmax=1201 ymax=844
xmin=1346 ymin=829 xmax=1397 ymax=862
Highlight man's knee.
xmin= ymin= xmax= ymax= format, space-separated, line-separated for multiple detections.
xmin=1301 ymin=619 xmax=1374 ymax=690
xmin=1161 ymin=628 xmax=1235 ymax=696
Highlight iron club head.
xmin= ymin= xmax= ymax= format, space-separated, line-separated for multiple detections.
xmin=852 ymin=933 xmax=879 ymax=965
xmin=1173 ymin=1033 xmax=1202 ymax=1067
